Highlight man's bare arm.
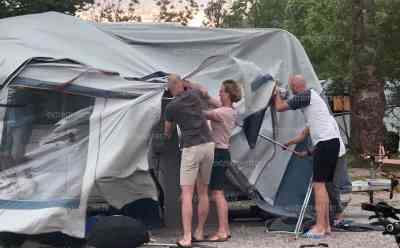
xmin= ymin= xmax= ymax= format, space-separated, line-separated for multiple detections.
xmin=274 ymin=88 xmax=290 ymax=112
xmin=164 ymin=121 xmax=174 ymax=140
xmin=285 ymin=127 xmax=310 ymax=147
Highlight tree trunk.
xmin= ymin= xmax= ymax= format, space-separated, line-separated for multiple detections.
xmin=351 ymin=0 xmax=386 ymax=155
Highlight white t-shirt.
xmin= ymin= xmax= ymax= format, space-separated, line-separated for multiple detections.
xmin=333 ymin=118 xmax=346 ymax=157
xmin=288 ymin=89 xmax=340 ymax=146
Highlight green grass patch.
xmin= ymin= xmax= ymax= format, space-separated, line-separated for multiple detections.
xmin=345 ymin=151 xmax=372 ymax=169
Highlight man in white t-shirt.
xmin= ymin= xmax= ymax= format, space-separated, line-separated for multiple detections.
xmin=284 ymin=120 xmax=348 ymax=228
xmin=274 ymin=75 xmax=340 ymax=239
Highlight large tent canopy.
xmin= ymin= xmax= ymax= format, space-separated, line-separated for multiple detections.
xmin=0 ymin=12 xmax=320 ymax=237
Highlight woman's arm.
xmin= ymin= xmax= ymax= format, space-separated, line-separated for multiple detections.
xmin=203 ymin=110 xmax=222 ymax=122
xmin=184 ymin=81 xmax=222 ymax=108
xmin=207 ymin=96 xmax=222 ymax=108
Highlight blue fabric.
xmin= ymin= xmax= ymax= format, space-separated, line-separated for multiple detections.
xmin=0 ymin=199 xmax=80 ymax=209
xmin=12 ymin=77 xmax=140 ymax=99
xmin=5 ymin=88 xmax=35 ymax=128
xmin=251 ymin=74 xmax=274 ymax=92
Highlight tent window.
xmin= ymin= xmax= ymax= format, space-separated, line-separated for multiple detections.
xmin=0 ymin=87 xmax=94 ymax=209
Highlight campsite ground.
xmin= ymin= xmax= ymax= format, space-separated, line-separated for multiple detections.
xmin=21 ymin=168 xmax=400 ymax=248
xmin=152 ymin=190 xmax=400 ymax=248
xmin=151 ymin=167 xmax=400 ymax=248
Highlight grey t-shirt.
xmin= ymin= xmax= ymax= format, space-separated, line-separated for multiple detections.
xmin=164 ymin=89 xmax=212 ymax=148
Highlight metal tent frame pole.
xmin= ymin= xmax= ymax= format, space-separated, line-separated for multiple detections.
xmin=294 ymin=176 xmax=314 ymax=239
xmin=265 ymin=176 xmax=313 ymax=239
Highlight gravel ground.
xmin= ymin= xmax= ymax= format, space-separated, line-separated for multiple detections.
xmin=151 ymin=192 xmax=400 ymax=248
xmin=15 ymin=168 xmax=400 ymax=248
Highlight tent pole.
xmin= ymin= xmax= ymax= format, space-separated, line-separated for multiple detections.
xmin=258 ymin=133 xmax=298 ymax=154
xmin=294 ymin=176 xmax=314 ymax=239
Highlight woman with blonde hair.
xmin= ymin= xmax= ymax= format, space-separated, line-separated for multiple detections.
xmin=190 ymin=79 xmax=242 ymax=242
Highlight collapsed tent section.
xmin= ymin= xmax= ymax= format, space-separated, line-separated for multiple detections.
xmin=0 ymin=58 xmax=161 ymax=237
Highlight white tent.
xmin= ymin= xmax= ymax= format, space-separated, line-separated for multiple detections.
xmin=0 ymin=12 xmax=320 ymax=237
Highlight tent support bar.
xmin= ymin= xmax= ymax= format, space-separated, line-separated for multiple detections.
xmin=258 ymin=133 xmax=298 ymax=154
xmin=264 ymin=176 xmax=313 ymax=238
xmin=295 ymin=176 xmax=314 ymax=239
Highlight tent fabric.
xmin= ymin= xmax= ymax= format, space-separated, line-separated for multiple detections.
xmin=0 ymin=12 xmax=321 ymax=237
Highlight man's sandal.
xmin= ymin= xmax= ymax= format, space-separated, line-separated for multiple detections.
xmin=300 ymin=243 xmax=329 ymax=248
xmin=302 ymin=230 xmax=326 ymax=240
xmin=192 ymin=236 xmax=207 ymax=243
xmin=176 ymin=240 xmax=192 ymax=248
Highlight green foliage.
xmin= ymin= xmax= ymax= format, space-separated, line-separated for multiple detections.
xmin=253 ymin=0 xmax=288 ymax=28
xmin=223 ymin=0 xmax=400 ymax=97
xmin=223 ymin=0 xmax=400 ymax=153
xmin=154 ymin=0 xmax=199 ymax=26
xmin=375 ymin=0 xmax=400 ymax=96
xmin=384 ymin=130 xmax=400 ymax=155
xmin=221 ymin=0 xmax=248 ymax=28
xmin=285 ymin=0 xmax=353 ymax=86
xmin=222 ymin=0 xmax=353 ymax=84
xmin=222 ymin=0 xmax=288 ymax=28
xmin=83 ymin=0 xmax=142 ymax=22
xmin=0 ymin=0 xmax=94 ymax=18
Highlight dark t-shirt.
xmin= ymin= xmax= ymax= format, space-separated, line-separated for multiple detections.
xmin=164 ymin=89 xmax=212 ymax=147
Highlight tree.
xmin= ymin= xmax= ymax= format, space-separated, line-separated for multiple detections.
xmin=203 ymin=0 xmax=227 ymax=28
xmin=284 ymin=0 xmax=352 ymax=84
xmin=351 ymin=0 xmax=386 ymax=155
xmin=0 ymin=0 xmax=93 ymax=18
xmin=221 ymin=0 xmax=249 ymax=28
xmin=83 ymin=0 xmax=142 ymax=23
xmin=154 ymin=0 xmax=199 ymax=26
xmin=223 ymin=0 xmax=397 ymax=154
xmin=284 ymin=0 xmax=400 ymax=153
xmin=222 ymin=0 xmax=289 ymax=28
xmin=375 ymin=0 xmax=400 ymax=110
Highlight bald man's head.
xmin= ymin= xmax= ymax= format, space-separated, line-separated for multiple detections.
xmin=168 ymin=74 xmax=185 ymax=96
xmin=289 ymin=74 xmax=307 ymax=94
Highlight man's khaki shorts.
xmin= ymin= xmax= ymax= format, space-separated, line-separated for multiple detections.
xmin=180 ymin=142 xmax=215 ymax=186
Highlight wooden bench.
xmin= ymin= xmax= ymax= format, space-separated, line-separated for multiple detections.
xmin=352 ymin=145 xmax=400 ymax=203
xmin=352 ymin=180 xmax=392 ymax=203
xmin=375 ymin=145 xmax=400 ymax=167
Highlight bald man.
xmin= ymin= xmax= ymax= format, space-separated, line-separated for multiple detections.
xmin=164 ymin=74 xmax=214 ymax=248
xmin=274 ymin=75 xmax=341 ymax=239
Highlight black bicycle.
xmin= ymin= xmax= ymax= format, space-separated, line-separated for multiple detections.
xmin=362 ymin=201 xmax=400 ymax=247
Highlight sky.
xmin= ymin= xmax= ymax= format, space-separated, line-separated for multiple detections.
xmin=134 ymin=0 xmax=212 ymax=26
xmin=85 ymin=0 xmax=234 ymax=26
